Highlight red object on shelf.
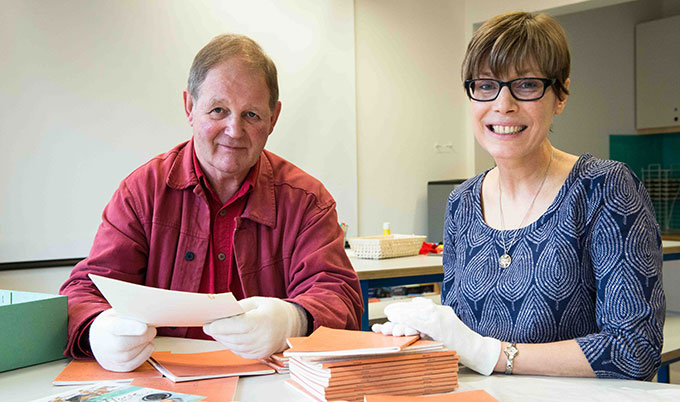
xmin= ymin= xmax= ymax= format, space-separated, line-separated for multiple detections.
xmin=419 ymin=242 xmax=442 ymax=254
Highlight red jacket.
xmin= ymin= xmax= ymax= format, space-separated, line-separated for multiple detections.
xmin=60 ymin=140 xmax=363 ymax=358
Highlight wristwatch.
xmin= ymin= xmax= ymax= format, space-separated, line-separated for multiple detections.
xmin=504 ymin=343 xmax=519 ymax=375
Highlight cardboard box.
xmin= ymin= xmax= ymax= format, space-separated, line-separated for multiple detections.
xmin=0 ymin=290 xmax=67 ymax=372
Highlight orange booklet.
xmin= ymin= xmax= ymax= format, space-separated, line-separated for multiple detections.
xmin=52 ymin=359 xmax=161 ymax=385
xmin=291 ymin=369 xmax=458 ymax=397
xmin=268 ymin=352 xmax=288 ymax=367
xmin=284 ymin=327 xmax=420 ymax=357
xmin=148 ymin=349 xmax=274 ymax=382
xmin=131 ymin=376 xmax=238 ymax=402
xmin=288 ymin=349 xmax=457 ymax=378
xmin=286 ymin=336 xmax=459 ymax=402
xmin=287 ymin=378 xmax=457 ymax=402
xmin=364 ymin=390 xmax=499 ymax=402
xmin=262 ymin=356 xmax=289 ymax=374
xmin=289 ymin=358 xmax=458 ymax=388
xmin=307 ymin=346 xmax=455 ymax=370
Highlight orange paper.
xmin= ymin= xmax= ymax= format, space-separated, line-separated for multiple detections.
xmin=53 ymin=359 xmax=161 ymax=385
xmin=287 ymin=379 xmax=458 ymax=402
xmin=364 ymin=390 xmax=499 ymax=402
xmin=285 ymin=327 xmax=419 ymax=357
xmin=131 ymin=376 xmax=238 ymax=402
xmin=149 ymin=349 xmax=274 ymax=382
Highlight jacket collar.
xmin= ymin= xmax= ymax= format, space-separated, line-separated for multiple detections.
xmin=241 ymin=150 xmax=276 ymax=228
xmin=167 ymin=140 xmax=276 ymax=228
xmin=167 ymin=140 xmax=199 ymax=191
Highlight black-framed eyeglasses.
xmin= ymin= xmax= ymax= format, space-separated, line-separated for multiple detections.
xmin=464 ymin=77 xmax=556 ymax=102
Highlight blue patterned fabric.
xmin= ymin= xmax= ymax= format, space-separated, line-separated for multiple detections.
xmin=441 ymin=154 xmax=665 ymax=380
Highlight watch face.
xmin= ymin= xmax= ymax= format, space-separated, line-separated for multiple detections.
xmin=505 ymin=344 xmax=518 ymax=358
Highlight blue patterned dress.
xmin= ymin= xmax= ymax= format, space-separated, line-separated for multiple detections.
xmin=441 ymin=154 xmax=665 ymax=380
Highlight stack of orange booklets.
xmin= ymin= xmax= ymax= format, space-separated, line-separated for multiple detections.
xmin=284 ymin=327 xmax=459 ymax=402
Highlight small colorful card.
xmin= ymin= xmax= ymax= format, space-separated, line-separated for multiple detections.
xmin=32 ymin=382 xmax=204 ymax=402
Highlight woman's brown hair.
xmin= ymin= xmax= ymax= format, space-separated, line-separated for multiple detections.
xmin=461 ymin=12 xmax=570 ymax=100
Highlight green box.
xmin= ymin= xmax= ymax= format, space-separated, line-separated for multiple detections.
xmin=0 ymin=290 xmax=68 ymax=372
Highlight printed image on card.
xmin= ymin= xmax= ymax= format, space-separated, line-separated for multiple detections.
xmin=31 ymin=382 xmax=204 ymax=402
xmin=90 ymin=384 xmax=204 ymax=401
xmin=32 ymin=383 xmax=128 ymax=402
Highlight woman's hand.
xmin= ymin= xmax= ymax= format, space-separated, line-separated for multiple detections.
xmin=372 ymin=297 xmax=500 ymax=375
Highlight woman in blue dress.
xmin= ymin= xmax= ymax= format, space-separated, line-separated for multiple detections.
xmin=374 ymin=11 xmax=664 ymax=380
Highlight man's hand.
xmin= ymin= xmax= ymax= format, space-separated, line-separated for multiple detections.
xmin=372 ymin=297 xmax=500 ymax=375
xmin=203 ymin=297 xmax=308 ymax=360
xmin=89 ymin=308 xmax=156 ymax=372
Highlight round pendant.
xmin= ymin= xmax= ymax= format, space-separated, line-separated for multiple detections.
xmin=499 ymin=254 xmax=512 ymax=268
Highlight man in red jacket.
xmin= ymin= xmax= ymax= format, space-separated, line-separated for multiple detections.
xmin=60 ymin=34 xmax=363 ymax=372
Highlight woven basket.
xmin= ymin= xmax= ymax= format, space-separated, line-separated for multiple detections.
xmin=348 ymin=234 xmax=426 ymax=259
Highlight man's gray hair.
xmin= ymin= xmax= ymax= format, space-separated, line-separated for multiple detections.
xmin=188 ymin=34 xmax=279 ymax=109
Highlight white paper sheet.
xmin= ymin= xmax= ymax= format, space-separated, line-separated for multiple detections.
xmin=89 ymin=274 xmax=244 ymax=327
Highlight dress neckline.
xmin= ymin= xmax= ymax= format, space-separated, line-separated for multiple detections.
xmin=473 ymin=153 xmax=592 ymax=235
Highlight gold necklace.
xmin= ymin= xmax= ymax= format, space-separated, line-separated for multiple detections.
xmin=498 ymin=148 xmax=554 ymax=269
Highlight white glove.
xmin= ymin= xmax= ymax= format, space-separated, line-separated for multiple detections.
xmin=371 ymin=320 xmax=419 ymax=336
xmin=373 ymin=297 xmax=500 ymax=375
xmin=89 ymin=308 xmax=157 ymax=372
xmin=203 ymin=296 xmax=308 ymax=360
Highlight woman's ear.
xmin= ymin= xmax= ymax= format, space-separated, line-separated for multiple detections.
xmin=555 ymin=78 xmax=570 ymax=115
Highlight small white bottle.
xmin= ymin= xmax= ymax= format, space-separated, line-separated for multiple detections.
xmin=382 ymin=222 xmax=391 ymax=236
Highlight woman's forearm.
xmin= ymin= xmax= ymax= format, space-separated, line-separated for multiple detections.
xmin=492 ymin=339 xmax=595 ymax=377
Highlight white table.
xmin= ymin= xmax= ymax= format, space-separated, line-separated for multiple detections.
xmin=665 ymin=240 xmax=680 ymax=256
xmin=2 ymin=337 xmax=680 ymax=402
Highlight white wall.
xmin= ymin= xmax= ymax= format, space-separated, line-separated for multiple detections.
xmin=551 ymin=0 xmax=671 ymax=158
xmin=663 ymin=260 xmax=680 ymax=312
xmin=0 ymin=266 xmax=72 ymax=294
xmin=464 ymin=0 xmax=634 ymax=25
xmin=0 ymin=0 xmax=358 ymax=262
xmin=354 ymin=0 xmax=468 ymax=237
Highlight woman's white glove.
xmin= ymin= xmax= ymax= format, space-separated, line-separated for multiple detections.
xmin=372 ymin=297 xmax=500 ymax=375
xmin=371 ymin=320 xmax=419 ymax=336
xmin=203 ymin=296 xmax=308 ymax=360
xmin=89 ymin=308 xmax=157 ymax=372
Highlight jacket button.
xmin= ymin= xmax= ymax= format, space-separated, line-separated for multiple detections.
xmin=219 ymin=210 xmax=227 ymax=217
xmin=184 ymin=251 xmax=195 ymax=261
xmin=217 ymin=253 xmax=226 ymax=261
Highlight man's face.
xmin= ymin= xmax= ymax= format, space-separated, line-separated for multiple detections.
xmin=184 ymin=58 xmax=281 ymax=186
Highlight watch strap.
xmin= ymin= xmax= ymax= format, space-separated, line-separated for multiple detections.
xmin=504 ymin=343 xmax=518 ymax=375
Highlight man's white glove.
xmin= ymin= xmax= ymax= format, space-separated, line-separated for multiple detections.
xmin=89 ymin=308 xmax=157 ymax=372
xmin=372 ymin=297 xmax=500 ymax=375
xmin=203 ymin=296 xmax=308 ymax=360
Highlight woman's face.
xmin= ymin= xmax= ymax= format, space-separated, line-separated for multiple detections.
xmin=470 ymin=64 xmax=569 ymax=163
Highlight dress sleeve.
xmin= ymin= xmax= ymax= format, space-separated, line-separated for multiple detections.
xmin=59 ymin=180 xmax=150 ymax=358
xmin=284 ymin=201 xmax=364 ymax=332
xmin=575 ymin=164 xmax=665 ymax=380
xmin=441 ymin=189 xmax=462 ymax=307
